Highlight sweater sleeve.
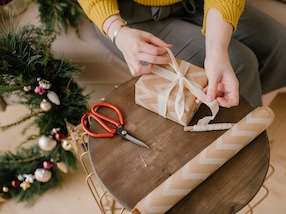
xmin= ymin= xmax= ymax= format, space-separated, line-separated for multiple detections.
xmin=202 ymin=0 xmax=245 ymax=34
xmin=77 ymin=0 xmax=120 ymax=34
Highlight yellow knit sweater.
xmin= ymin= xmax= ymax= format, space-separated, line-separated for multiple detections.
xmin=78 ymin=0 xmax=245 ymax=34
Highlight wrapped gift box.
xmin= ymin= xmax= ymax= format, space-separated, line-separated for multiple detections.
xmin=135 ymin=55 xmax=208 ymax=126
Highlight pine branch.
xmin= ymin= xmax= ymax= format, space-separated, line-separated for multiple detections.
xmin=32 ymin=0 xmax=84 ymax=35
xmin=0 ymin=85 xmax=25 ymax=94
xmin=0 ymin=113 xmax=39 ymax=132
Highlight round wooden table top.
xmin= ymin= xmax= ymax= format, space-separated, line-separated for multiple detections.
xmin=88 ymin=77 xmax=270 ymax=214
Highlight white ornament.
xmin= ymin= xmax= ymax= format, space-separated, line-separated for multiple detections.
xmin=51 ymin=128 xmax=61 ymax=134
xmin=38 ymin=135 xmax=57 ymax=151
xmin=47 ymin=91 xmax=60 ymax=105
xmin=23 ymin=174 xmax=35 ymax=183
xmin=57 ymin=162 xmax=68 ymax=173
xmin=34 ymin=168 xmax=52 ymax=183
xmin=40 ymin=99 xmax=52 ymax=111
xmin=39 ymin=79 xmax=52 ymax=89
xmin=17 ymin=175 xmax=25 ymax=181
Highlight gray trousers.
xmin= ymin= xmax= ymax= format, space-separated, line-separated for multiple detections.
xmin=96 ymin=0 xmax=286 ymax=107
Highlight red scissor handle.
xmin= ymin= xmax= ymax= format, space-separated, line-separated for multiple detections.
xmin=81 ymin=102 xmax=124 ymax=138
xmin=91 ymin=102 xmax=124 ymax=126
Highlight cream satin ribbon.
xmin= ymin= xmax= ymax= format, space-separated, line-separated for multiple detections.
xmin=153 ymin=48 xmax=219 ymax=125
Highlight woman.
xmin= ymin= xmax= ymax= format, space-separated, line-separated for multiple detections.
xmin=78 ymin=0 xmax=286 ymax=108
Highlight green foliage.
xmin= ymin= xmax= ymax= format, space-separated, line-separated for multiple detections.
xmin=31 ymin=0 xmax=84 ymax=35
xmin=0 ymin=23 xmax=88 ymax=203
xmin=0 ymin=145 xmax=62 ymax=202
xmin=0 ymin=24 xmax=56 ymax=94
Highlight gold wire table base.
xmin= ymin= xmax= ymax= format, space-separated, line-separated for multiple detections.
xmin=243 ymin=164 xmax=274 ymax=214
xmin=80 ymin=133 xmax=126 ymax=214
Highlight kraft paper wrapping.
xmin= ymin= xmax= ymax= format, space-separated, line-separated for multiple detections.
xmin=135 ymin=48 xmax=219 ymax=126
xmin=133 ymin=106 xmax=275 ymax=214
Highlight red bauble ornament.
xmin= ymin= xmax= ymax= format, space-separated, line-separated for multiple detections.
xmin=55 ymin=133 xmax=66 ymax=141
xmin=11 ymin=180 xmax=21 ymax=188
xmin=43 ymin=161 xmax=54 ymax=170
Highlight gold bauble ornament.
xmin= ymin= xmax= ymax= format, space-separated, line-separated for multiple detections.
xmin=40 ymin=99 xmax=52 ymax=111
xmin=20 ymin=181 xmax=31 ymax=190
xmin=2 ymin=186 xmax=9 ymax=193
xmin=62 ymin=140 xmax=72 ymax=151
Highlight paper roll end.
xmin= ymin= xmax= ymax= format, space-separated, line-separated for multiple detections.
xmin=258 ymin=106 xmax=275 ymax=121
xmin=132 ymin=208 xmax=141 ymax=214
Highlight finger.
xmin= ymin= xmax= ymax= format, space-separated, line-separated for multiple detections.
xmin=143 ymin=34 xmax=173 ymax=51
xmin=140 ymin=42 xmax=170 ymax=54
xmin=138 ymin=62 xmax=153 ymax=74
xmin=206 ymin=80 xmax=218 ymax=102
xmin=135 ymin=36 xmax=172 ymax=62
xmin=216 ymin=96 xmax=239 ymax=108
xmin=216 ymin=88 xmax=239 ymax=107
xmin=216 ymin=83 xmax=226 ymax=97
xmin=128 ymin=60 xmax=153 ymax=76
xmin=137 ymin=47 xmax=172 ymax=65
xmin=195 ymin=98 xmax=202 ymax=104
xmin=139 ymin=55 xmax=171 ymax=66
xmin=216 ymin=81 xmax=239 ymax=107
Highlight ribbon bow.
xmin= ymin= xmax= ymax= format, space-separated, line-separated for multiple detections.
xmin=153 ymin=48 xmax=219 ymax=125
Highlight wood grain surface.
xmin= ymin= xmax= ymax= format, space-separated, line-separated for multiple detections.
xmin=88 ymin=77 xmax=270 ymax=214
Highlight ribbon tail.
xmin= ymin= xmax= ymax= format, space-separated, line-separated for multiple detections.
xmin=197 ymin=100 xmax=219 ymax=125
xmin=183 ymin=78 xmax=219 ymax=125
xmin=175 ymin=80 xmax=185 ymax=123
xmin=158 ymin=81 xmax=178 ymax=118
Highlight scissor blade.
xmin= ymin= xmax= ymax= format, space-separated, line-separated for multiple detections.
xmin=116 ymin=126 xmax=149 ymax=149
xmin=124 ymin=134 xmax=150 ymax=149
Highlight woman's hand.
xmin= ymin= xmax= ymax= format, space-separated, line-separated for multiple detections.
xmin=115 ymin=27 xmax=172 ymax=76
xmin=103 ymin=15 xmax=172 ymax=76
xmin=204 ymin=49 xmax=239 ymax=108
xmin=201 ymin=8 xmax=239 ymax=108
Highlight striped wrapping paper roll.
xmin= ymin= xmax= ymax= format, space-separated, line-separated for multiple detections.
xmin=133 ymin=106 xmax=275 ymax=214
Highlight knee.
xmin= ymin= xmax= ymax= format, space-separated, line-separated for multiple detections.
xmin=231 ymin=46 xmax=259 ymax=83
xmin=230 ymin=45 xmax=262 ymax=107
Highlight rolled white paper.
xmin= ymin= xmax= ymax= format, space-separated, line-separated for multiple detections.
xmin=134 ymin=106 xmax=275 ymax=214
xmin=184 ymin=123 xmax=235 ymax=132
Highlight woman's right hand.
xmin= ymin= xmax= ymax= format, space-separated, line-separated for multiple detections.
xmin=114 ymin=26 xmax=173 ymax=76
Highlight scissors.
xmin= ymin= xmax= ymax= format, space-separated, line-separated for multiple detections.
xmin=81 ymin=102 xmax=149 ymax=149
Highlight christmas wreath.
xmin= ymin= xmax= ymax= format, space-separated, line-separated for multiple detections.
xmin=0 ymin=22 xmax=89 ymax=203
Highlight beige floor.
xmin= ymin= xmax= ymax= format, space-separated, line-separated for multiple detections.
xmin=0 ymin=93 xmax=286 ymax=214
